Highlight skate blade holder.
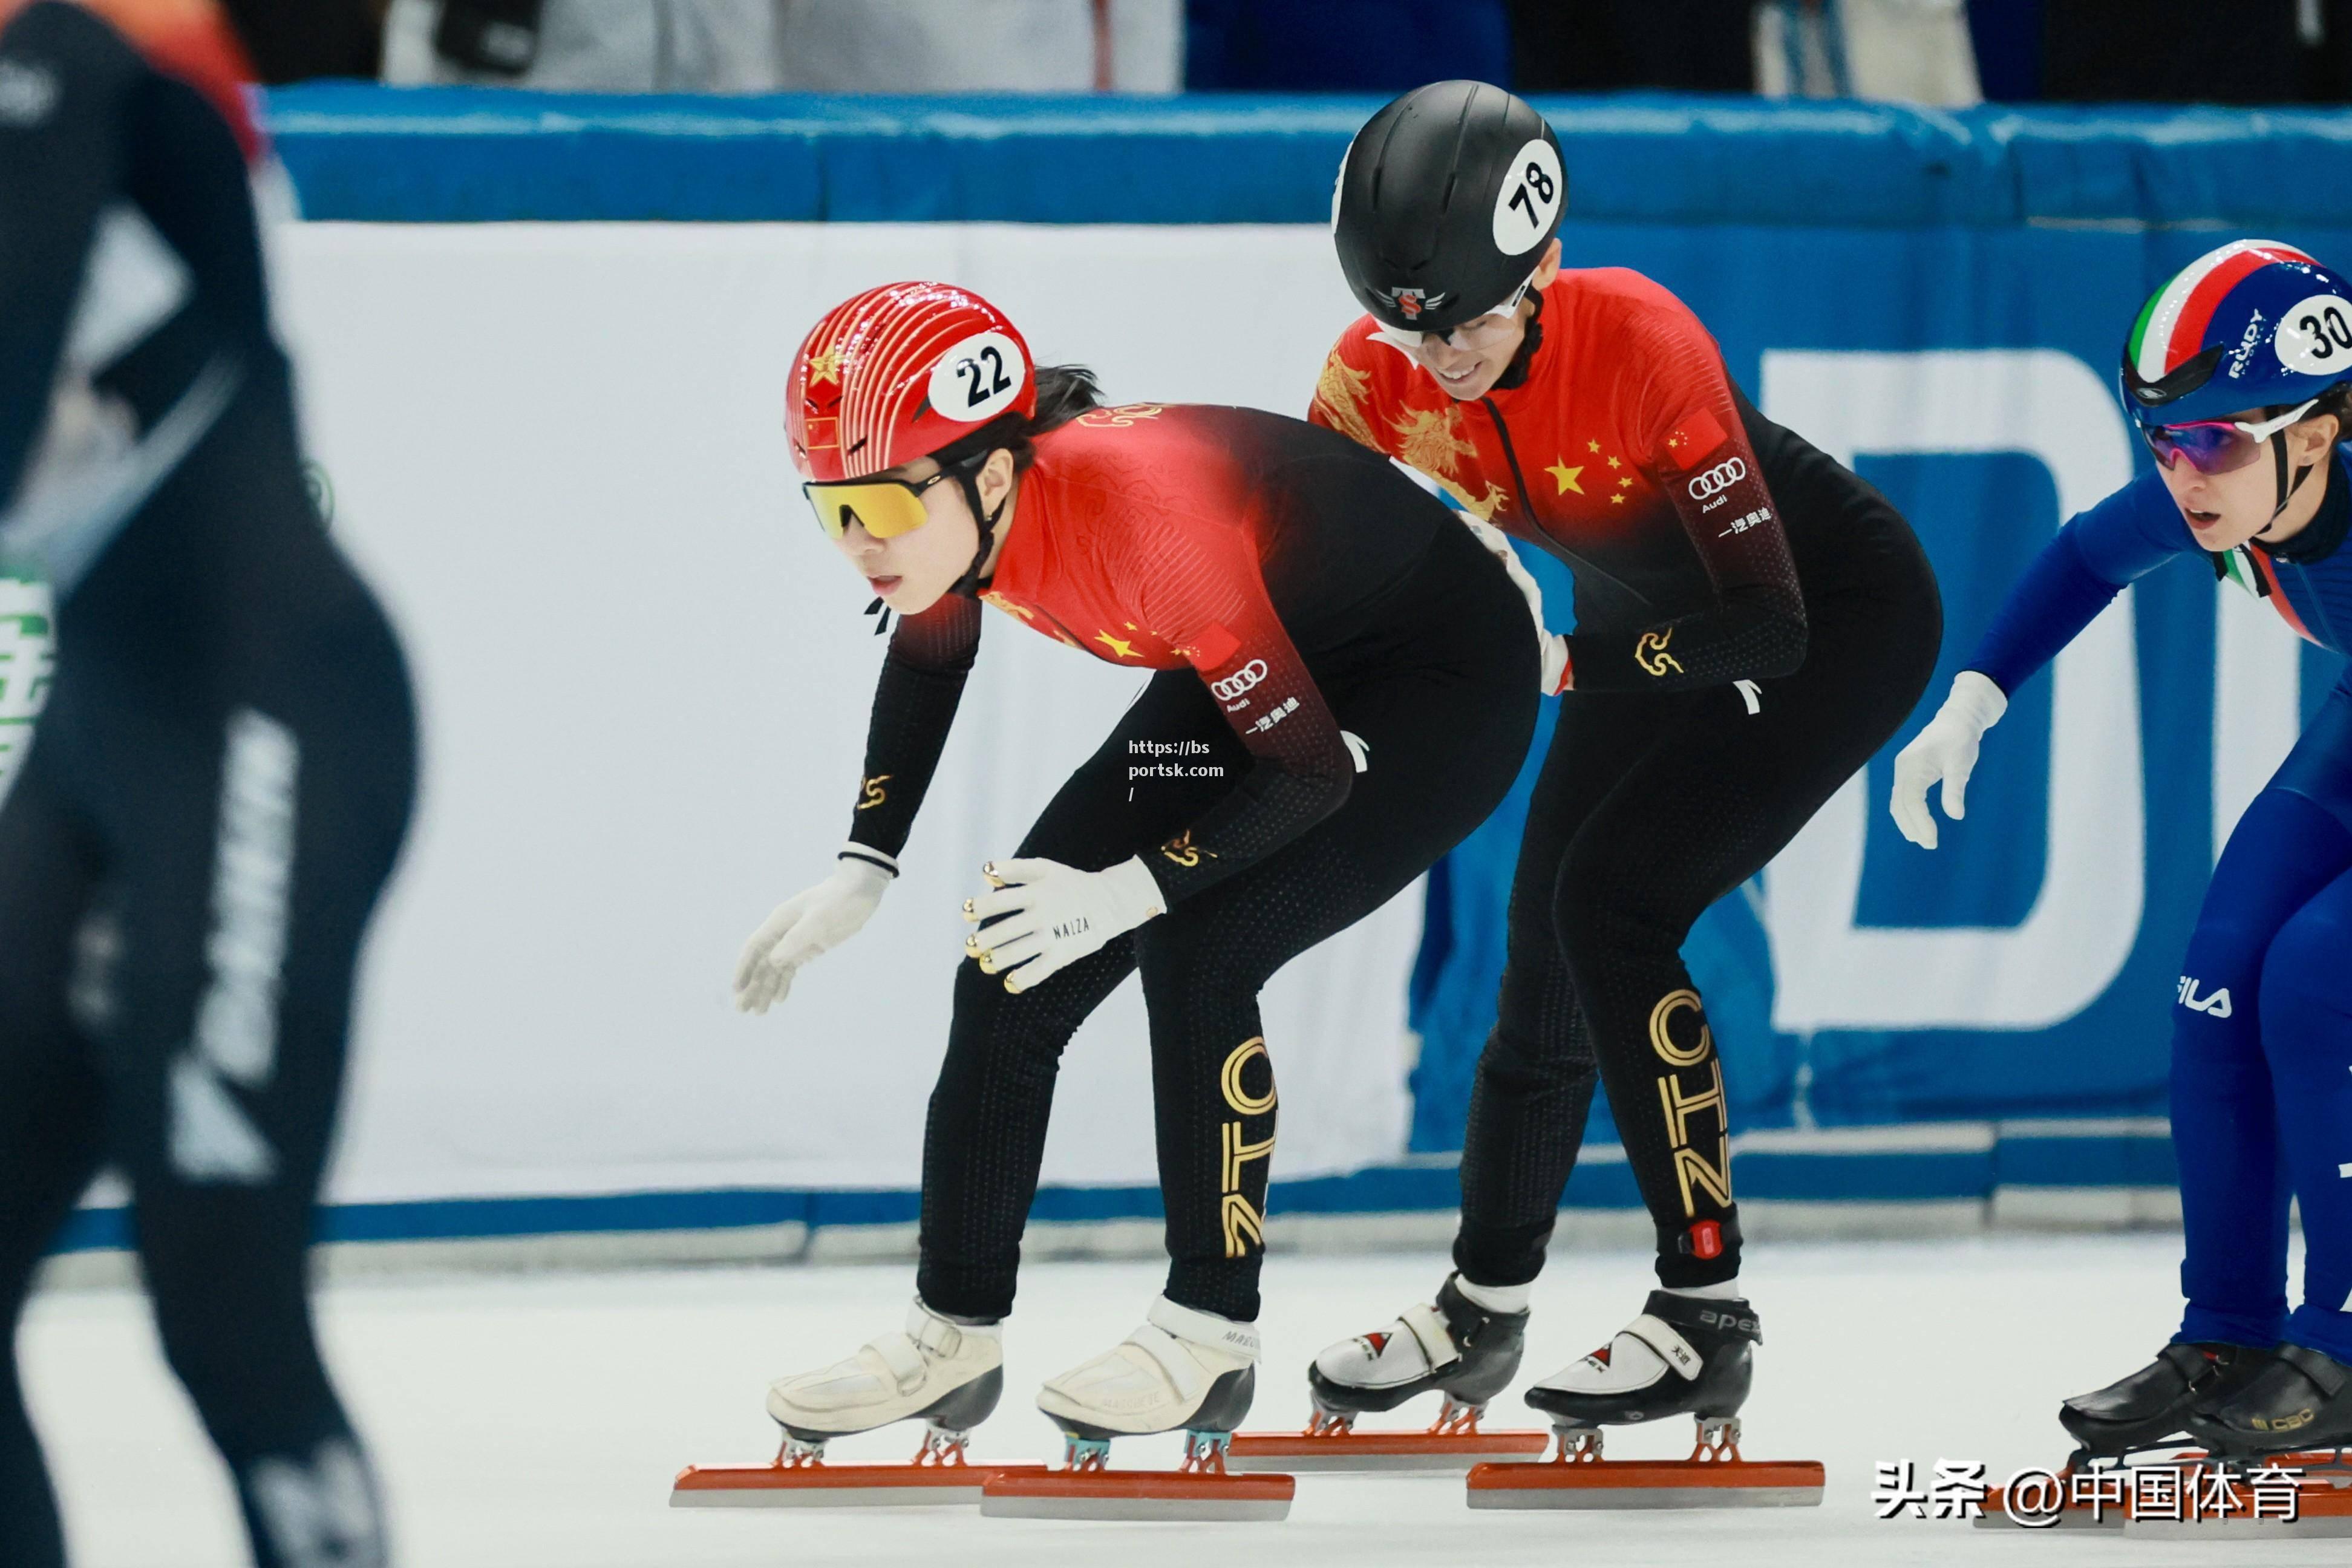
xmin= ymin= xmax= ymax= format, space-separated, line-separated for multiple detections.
xmin=671 ymin=1427 xmax=1047 ymax=1509
xmin=1976 ymin=1449 xmax=2352 ymax=1534
xmin=1466 ymin=1418 xmax=1824 ymax=1511
xmin=981 ymin=1432 xmax=1295 ymax=1521
xmin=1230 ymin=1399 xmax=1549 ymax=1474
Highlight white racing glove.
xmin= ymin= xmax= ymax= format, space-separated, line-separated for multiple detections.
xmin=1889 ymin=671 xmax=2010 ymax=850
xmin=734 ymin=848 xmax=896 ymax=1014
xmin=1461 ymin=517 xmax=1570 ymax=695
xmin=962 ymin=855 xmax=1166 ymax=993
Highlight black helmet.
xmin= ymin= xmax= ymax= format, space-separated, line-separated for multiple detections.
xmin=1333 ymin=80 xmax=1566 ymax=336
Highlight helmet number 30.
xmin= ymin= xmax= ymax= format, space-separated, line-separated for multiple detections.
xmin=931 ymin=329 xmax=1028 ymax=423
xmin=1491 ymin=139 xmax=1564 ymax=255
xmin=2277 ymin=295 xmax=2352 ymax=374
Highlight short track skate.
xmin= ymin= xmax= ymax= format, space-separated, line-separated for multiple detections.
xmin=671 ymin=1420 xmax=1045 ymax=1508
xmin=1231 ymin=1275 xmax=1547 ymax=1475
xmin=673 ymin=1301 xmax=1037 ymax=1508
xmin=1466 ymin=1292 xmax=1822 ymax=1510
xmin=979 ymin=1296 xmax=1296 ymax=1521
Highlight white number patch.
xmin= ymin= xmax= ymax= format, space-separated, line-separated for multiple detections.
xmin=929 ymin=330 xmax=1028 ymax=424
xmin=2275 ymin=294 xmax=2352 ymax=373
xmin=1491 ymin=138 xmax=1564 ymax=256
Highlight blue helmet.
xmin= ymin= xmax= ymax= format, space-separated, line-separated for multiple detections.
xmin=2120 ymin=239 xmax=2352 ymax=426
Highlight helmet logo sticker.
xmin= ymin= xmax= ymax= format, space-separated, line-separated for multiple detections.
xmin=929 ymin=330 xmax=1028 ymax=425
xmin=1387 ymin=287 xmax=1449 ymax=320
xmin=2275 ymin=295 xmax=2352 ymax=375
xmin=1491 ymin=137 xmax=1564 ymax=256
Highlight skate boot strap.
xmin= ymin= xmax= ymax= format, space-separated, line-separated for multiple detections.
xmin=1641 ymin=1289 xmax=1763 ymax=1345
xmin=2278 ymin=1343 xmax=2351 ymax=1398
xmin=1147 ymin=1295 xmax=1261 ymax=1363
xmin=1616 ymin=1315 xmax=1707 ymax=1383
xmin=1397 ymin=1302 xmax=1463 ymax=1373
xmin=902 ymin=1298 xmax=998 ymax=1359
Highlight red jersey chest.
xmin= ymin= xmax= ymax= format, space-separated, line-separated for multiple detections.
xmin=1383 ymin=390 xmax=1666 ymax=548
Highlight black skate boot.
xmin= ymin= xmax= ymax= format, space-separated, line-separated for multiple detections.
xmin=1523 ymin=1290 xmax=1756 ymax=1458
xmin=2058 ymin=1341 xmax=2274 ymax=1462
xmin=1305 ymin=1272 xmax=1529 ymax=1428
xmin=2184 ymin=1343 xmax=2352 ymax=1459
xmin=1227 ymin=1273 xmax=1549 ymax=1473
xmin=1468 ymin=1292 xmax=1824 ymax=1508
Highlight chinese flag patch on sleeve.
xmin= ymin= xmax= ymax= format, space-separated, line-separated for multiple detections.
xmin=1183 ymin=622 xmax=1242 ymax=670
xmin=1660 ymin=408 xmax=1730 ymax=470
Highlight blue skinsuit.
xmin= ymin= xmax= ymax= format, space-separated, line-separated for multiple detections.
xmin=1970 ymin=449 xmax=2352 ymax=1364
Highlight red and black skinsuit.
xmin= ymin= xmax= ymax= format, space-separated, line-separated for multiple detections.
xmin=849 ymin=402 xmax=1538 ymax=1323
xmin=0 ymin=7 xmax=411 ymax=1567
xmin=1313 ymin=267 xmax=1943 ymax=1290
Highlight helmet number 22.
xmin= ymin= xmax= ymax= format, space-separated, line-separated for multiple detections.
xmin=930 ymin=328 xmax=1030 ymax=424
xmin=958 ymin=347 xmax=1013 ymax=407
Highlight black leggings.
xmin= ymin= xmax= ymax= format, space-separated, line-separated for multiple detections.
xmin=0 ymin=390 xmax=414 ymax=1568
xmin=1454 ymin=515 xmax=1942 ymax=1292
xmin=918 ymin=522 xmax=1538 ymax=1324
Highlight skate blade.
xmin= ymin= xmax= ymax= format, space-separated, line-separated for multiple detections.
xmin=979 ymin=1468 xmax=1295 ymax=1521
xmin=1466 ymin=1457 xmax=1825 ymax=1510
xmin=670 ymin=1461 xmax=1047 ymax=1508
xmin=1229 ymin=1428 xmax=1549 ymax=1474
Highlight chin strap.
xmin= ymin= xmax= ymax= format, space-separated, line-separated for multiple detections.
xmin=947 ymin=463 xmax=1010 ymax=599
xmin=1491 ymin=289 xmax=1548 ymax=392
xmin=2270 ymin=429 xmax=2321 ymax=522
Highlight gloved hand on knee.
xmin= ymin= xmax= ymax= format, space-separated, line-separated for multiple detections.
xmin=962 ymin=855 xmax=1165 ymax=993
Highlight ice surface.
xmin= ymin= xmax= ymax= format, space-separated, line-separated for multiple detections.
xmin=21 ymin=1233 xmax=2343 ymax=1566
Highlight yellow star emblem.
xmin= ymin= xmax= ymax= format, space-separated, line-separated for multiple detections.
xmin=808 ymin=344 xmax=845 ymax=386
xmin=1094 ymin=630 xmax=1140 ymax=659
xmin=1586 ymin=439 xmax=1601 ymax=453
xmin=1618 ymin=476 xmax=1633 ymax=488
xmin=1546 ymin=460 xmax=1585 ymax=495
xmin=1609 ymin=494 xmax=1625 ymax=505
xmin=1607 ymin=456 xmax=1621 ymax=469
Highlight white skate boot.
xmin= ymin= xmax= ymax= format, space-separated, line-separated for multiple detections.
xmin=673 ymin=1299 xmax=1021 ymax=1509
xmin=981 ymin=1296 xmax=1293 ymax=1521
xmin=1229 ymin=1273 xmax=1548 ymax=1472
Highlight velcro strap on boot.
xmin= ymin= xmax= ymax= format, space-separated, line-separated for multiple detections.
xmin=1399 ymin=1302 xmax=1463 ymax=1373
xmin=1127 ymin=1325 xmax=1206 ymax=1402
xmin=2282 ymin=1343 xmax=2350 ymax=1398
xmin=1620 ymin=1315 xmax=1705 ymax=1383
xmin=1148 ymin=1295 xmax=1261 ymax=1362
xmin=868 ymin=1332 xmax=930 ymax=1394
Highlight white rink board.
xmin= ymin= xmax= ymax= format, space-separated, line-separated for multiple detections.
xmin=270 ymin=221 xmax=1412 ymax=1204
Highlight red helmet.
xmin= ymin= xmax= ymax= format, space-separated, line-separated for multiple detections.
xmin=786 ymin=281 xmax=1038 ymax=482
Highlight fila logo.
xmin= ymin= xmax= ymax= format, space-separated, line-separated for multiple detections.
xmin=2177 ymin=976 xmax=2233 ymax=1018
xmin=1686 ymin=458 xmax=1747 ymax=500
xmin=1210 ymin=659 xmax=1269 ymax=704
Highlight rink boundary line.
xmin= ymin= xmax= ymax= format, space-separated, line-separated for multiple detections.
xmin=39 ymin=1123 xmax=2181 ymax=1285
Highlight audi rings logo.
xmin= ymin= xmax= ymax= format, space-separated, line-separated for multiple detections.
xmin=1211 ymin=660 xmax=1269 ymax=703
xmin=1687 ymin=458 xmax=1747 ymax=500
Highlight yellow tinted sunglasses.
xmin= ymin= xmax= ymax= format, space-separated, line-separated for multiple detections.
xmin=802 ymin=469 xmax=955 ymax=540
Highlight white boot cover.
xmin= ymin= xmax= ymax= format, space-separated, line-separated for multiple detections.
xmin=1037 ymin=1296 xmax=1259 ymax=1437
xmin=766 ymin=1298 xmax=1001 ymax=1437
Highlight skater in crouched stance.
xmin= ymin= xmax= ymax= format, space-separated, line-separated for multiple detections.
xmin=734 ymin=282 xmax=1539 ymax=1470
xmin=0 ymin=4 xmax=414 ymax=1566
xmin=1896 ymin=240 xmax=2352 ymax=1463
xmin=1297 ymin=82 xmax=1941 ymax=1462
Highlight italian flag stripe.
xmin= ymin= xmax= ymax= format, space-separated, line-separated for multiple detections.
xmin=2130 ymin=240 xmax=2318 ymax=382
xmin=2251 ymin=549 xmax=2319 ymax=644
